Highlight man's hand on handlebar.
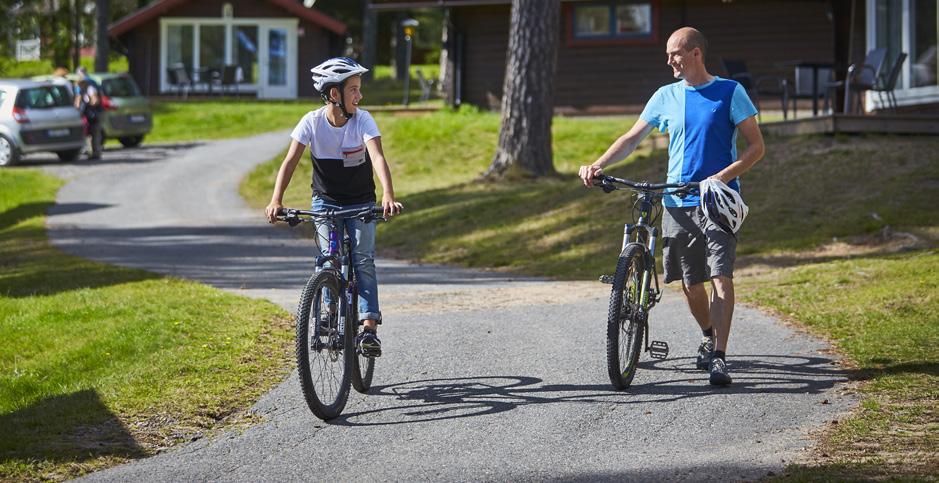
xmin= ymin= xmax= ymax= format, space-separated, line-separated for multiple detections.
xmin=579 ymin=164 xmax=604 ymax=187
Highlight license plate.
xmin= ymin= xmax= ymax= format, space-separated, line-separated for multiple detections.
xmin=130 ymin=114 xmax=146 ymax=123
xmin=48 ymin=128 xmax=70 ymax=137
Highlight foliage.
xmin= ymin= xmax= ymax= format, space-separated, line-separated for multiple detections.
xmin=0 ymin=168 xmax=293 ymax=481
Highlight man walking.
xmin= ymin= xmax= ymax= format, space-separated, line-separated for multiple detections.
xmin=579 ymin=27 xmax=765 ymax=385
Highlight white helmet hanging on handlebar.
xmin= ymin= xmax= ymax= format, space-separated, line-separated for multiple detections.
xmin=700 ymin=178 xmax=748 ymax=235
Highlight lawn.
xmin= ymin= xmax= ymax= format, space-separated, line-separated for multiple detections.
xmin=242 ymin=109 xmax=939 ymax=480
xmin=0 ymin=56 xmax=129 ymax=78
xmin=0 ymin=169 xmax=293 ymax=481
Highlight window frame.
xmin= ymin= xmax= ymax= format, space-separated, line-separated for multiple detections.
xmin=866 ymin=0 xmax=939 ymax=109
xmin=565 ymin=0 xmax=659 ymax=47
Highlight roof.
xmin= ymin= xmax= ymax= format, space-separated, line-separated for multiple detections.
xmin=109 ymin=0 xmax=347 ymax=37
xmin=368 ymin=0 xmax=509 ymax=10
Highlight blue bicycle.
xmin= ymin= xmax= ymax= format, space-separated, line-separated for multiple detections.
xmin=276 ymin=205 xmax=386 ymax=420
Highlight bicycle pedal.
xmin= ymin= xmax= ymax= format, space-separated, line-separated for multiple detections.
xmin=599 ymin=274 xmax=614 ymax=284
xmin=649 ymin=340 xmax=669 ymax=359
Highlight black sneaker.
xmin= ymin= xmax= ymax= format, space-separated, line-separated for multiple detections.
xmin=709 ymin=357 xmax=732 ymax=386
xmin=696 ymin=336 xmax=715 ymax=370
xmin=356 ymin=330 xmax=382 ymax=357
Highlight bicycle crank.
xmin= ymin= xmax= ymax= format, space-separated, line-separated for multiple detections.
xmin=649 ymin=340 xmax=669 ymax=359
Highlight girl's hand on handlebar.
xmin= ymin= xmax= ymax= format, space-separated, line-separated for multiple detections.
xmin=381 ymin=195 xmax=403 ymax=219
xmin=579 ymin=165 xmax=603 ymax=187
xmin=265 ymin=202 xmax=283 ymax=224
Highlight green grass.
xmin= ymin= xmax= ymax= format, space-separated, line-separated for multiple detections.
xmin=0 ymin=56 xmax=130 ymax=78
xmin=145 ymin=65 xmax=445 ymax=144
xmin=0 ymin=169 xmax=293 ymax=481
xmin=147 ymin=100 xmax=313 ymax=144
xmin=742 ymin=250 xmax=938 ymax=480
xmin=242 ymin=109 xmax=939 ymax=479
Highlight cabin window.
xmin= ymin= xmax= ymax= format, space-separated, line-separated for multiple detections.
xmin=571 ymin=1 xmax=655 ymax=41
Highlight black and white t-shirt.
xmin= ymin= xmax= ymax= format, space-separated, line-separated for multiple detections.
xmin=290 ymin=106 xmax=381 ymax=205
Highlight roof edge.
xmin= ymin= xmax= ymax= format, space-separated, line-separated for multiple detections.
xmin=109 ymin=0 xmax=347 ymax=38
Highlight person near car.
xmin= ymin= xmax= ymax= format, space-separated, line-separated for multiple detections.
xmin=578 ymin=27 xmax=765 ymax=385
xmin=264 ymin=57 xmax=403 ymax=357
xmin=74 ymin=67 xmax=103 ymax=160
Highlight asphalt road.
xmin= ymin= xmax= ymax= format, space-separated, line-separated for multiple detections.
xmin=36 ymin=133 xmax=856 ymax=482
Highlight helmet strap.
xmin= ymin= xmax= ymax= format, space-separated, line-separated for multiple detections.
xmin=329 ymin=82 xmax=353 ymax=120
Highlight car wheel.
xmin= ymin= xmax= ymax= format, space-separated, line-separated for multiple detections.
xmin=118 ymin=135 xmax=144 ymax=148
xmin=0 ymin=135 xmax=20 ymax=167
xmin=56 ymin=149 xmax=82 ymax=162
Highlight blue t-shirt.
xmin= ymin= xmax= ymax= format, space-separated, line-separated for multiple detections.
xmin=639 ymin=76 xmax=757 ymax=207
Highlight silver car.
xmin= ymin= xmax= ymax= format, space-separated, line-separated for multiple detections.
xmin=0 ymin=79 xmax=85 ymax=167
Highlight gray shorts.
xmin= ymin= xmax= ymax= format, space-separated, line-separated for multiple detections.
xmin=662 ymin=206 xmax=737 ymax=287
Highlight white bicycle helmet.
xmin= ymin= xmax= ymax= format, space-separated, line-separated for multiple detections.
xmin=311 ymin=57 xmax=369 ymax=119
xmin=700 ymin=178 xmax=748 ymax=235
xmin=311 ymin=57 xmax=368 ymax=92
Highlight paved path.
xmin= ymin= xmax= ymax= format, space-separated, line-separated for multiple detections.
xmin=37 ymin=134 xmax=855 ymax=482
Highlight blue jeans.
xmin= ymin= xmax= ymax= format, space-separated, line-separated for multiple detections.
xmin=311 ymin=197 xmax=381 ymax=323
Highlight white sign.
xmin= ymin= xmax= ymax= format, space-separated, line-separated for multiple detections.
xmin=16 ymin=39 xmax=40 ymax=61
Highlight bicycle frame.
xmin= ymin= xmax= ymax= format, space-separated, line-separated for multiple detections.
xmin=313 ymin=217 xmax=358 ymax=338
xmin=620 ymin=191 xmax=660 ymax=311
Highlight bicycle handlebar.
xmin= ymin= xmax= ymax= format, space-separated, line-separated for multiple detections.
xmin=591 ymin=174 xmax=698 ymax=196
xmin=275 ymin=206 xmax=387 ymax=226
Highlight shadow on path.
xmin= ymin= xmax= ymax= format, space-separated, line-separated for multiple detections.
xmin=332 ymin=355 xmax=850 ymax=427
xmin=0 ymin=389 xmax=145 ymax=465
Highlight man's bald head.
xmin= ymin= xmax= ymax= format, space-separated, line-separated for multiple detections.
xmin=669 ymin=27 xmax=708 ymax=60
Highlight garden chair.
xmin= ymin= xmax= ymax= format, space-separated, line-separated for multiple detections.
xmin=722 ymin=59 xmax=789 ymax=121
xmin=840 ymin=48 xmax=887 ymax=113
xmin=167 ymin=63 xmax=193 ymax=99
xmin=870 ymin=52 xmax=907 ymax=112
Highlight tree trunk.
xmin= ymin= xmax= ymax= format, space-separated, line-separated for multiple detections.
xmin=484 ymin=0 xmax=559 ymax=179
xmin=95 ymin=0 xmax=109 ymax=72
xmin=71 ymin=0 xmax=82 ymax=69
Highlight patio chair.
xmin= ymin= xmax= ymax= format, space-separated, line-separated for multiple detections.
xmin=870 ymin=52 xmax=907 ymax=112
xmin=722 ymin=59 xmax=789 ymax=121
xmin=840 ymin=48 xmax=887 ymax=114
xmin=415 ymin=68 xmax=436 ymax=102
xmin=791 ymin=66 xmax=837 ymax=117
xmin=221 ymin=65 xmax=242 ymax=94
xmin=167 ymin=63 xmax=193 ymax=99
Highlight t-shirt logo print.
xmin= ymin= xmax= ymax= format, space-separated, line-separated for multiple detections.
xmin=342 ymin=145 xmax=366 ymax=167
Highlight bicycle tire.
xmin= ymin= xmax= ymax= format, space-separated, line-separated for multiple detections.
xmin=350 ymin=285 xmax=375 ymax=393
xmin=296 ymin=270 xmax=352 ymax=420
xmin=606 ymin=243 xmax=648 ymax=390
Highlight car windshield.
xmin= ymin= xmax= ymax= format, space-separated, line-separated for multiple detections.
xmin=101 ymin=77 xmax=141 ymax=97
xmin=15 ymin=85 xmax=73 ymax=109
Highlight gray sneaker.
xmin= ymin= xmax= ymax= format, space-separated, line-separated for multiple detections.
xmin=709 ymin=357 xmax=732 ymax=386
xmin=696 ymin=336 xmax=715 ymax=370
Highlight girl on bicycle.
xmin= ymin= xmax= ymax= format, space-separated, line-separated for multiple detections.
xmin=265 ymin=57 xmax=402 ymax=356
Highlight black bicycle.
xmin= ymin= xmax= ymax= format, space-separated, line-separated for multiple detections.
xmin=592 ymin=174 xmax=698 ymax=389
xmin=275 ymin=205 xmax=386 ymax=420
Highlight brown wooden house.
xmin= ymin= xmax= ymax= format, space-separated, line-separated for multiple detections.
xmin=369 ymin=0 xmax=880 ymax=113
xmin=109 ymin=0 xmax=347 ymax=99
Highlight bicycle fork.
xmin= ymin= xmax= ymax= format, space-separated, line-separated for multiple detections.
xmin=623 ymin=223 xmax=669 ymax=360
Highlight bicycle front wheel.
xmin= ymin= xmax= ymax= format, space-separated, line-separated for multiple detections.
xmin=296 ymin=270 xmax=352 ymax=420
xmin=350 ymin=286 xmax=375 ymax=393
xmin=606 ymin=243 xmax=647 ymax=390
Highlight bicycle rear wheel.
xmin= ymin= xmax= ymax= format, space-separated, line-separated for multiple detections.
xmin=606 ymin=243 xmax=647 ymax=390
xmin=296 ymin=270 xmax=352 ymax=420
xmin=350 ymin=286 xmax=375 ymax=393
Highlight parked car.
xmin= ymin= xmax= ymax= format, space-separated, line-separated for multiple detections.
xmin=90 ymin=73 xmax=152 ymax=147
xmin=32 ymin=72 xmax=153 ymax=148
xmin=0 ymin=79 xmax=85 ymax=167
